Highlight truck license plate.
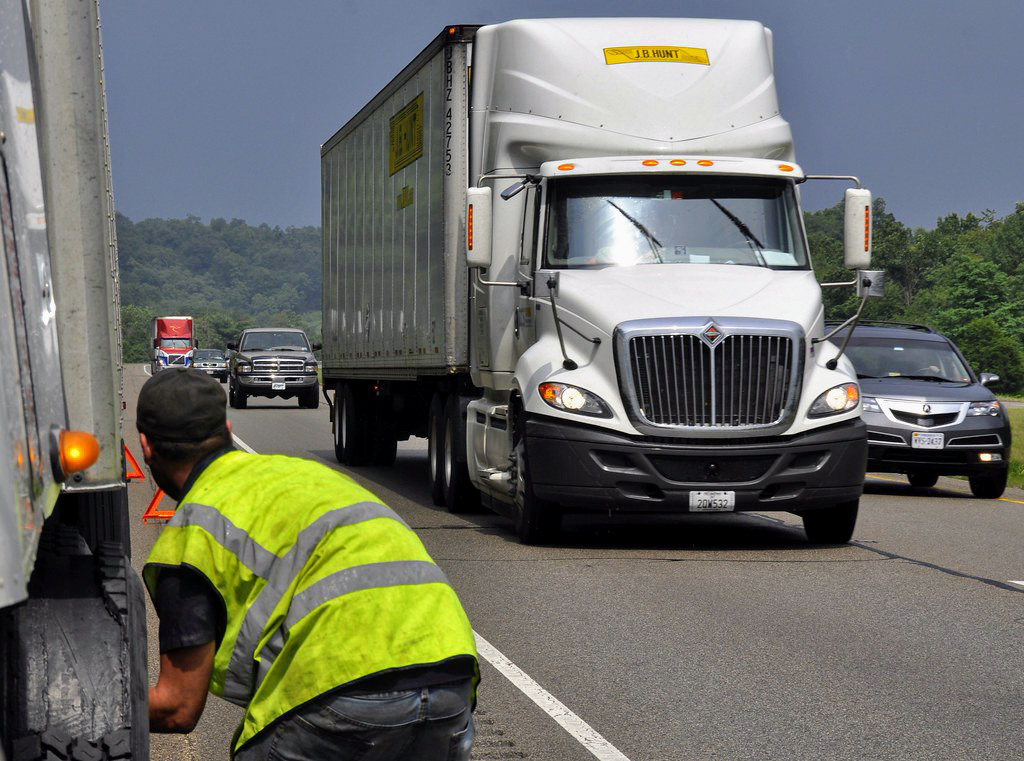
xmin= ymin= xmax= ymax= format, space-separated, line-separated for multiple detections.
xmin=689 ymin=491 xmax=735 ymax=512
xmin=272 ymin=382 xmax=286 ymax=391
xmin=911 ymin=432 xmax=944 ymax=449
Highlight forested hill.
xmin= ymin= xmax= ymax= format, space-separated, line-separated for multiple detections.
xmin=116 ymin=213 xmax=321 ymax=361
xmin=115 ymin=204 xmax=1024 ymax=391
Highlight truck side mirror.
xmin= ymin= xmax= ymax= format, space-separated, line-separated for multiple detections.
xmin=466 ymin=187 xmax=492 ymax=269
xmin=843 ymin=188 xmax=872 ymax=269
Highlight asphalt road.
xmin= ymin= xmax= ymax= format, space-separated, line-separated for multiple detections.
xmin=125 ymin=365 xmax=1024 ymax=761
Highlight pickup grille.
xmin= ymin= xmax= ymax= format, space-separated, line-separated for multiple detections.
xmin=252 ymin=357 xmax=305 ymax=373
xmin=617 ymin=319 xmax=802 ymax=435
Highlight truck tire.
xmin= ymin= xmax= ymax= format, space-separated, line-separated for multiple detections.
xmin=229 ymin=379 xmax=247 ymax=409
xmin=299 ymin=386 xmax=319 ymax=409
xmin=512 ymin=406 xmax=560 ymax=544
xmin=427 ymin=394 xmax=446 ymax=506
xmin=442 ymin=394 xmax=478 ymax=513
xmin=334 ymin=385 xmax=367 ymax=465
xmin=800 ymin=500 xmax=859 ymax=544
xmin=2 ymin=528 xmax=148 ymax=760
xmin=968 ymin=470 xmax=1007 ymax=499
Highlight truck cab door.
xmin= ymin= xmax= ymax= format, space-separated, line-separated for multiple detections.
xmin=512 ymin=185 xmax=542 ymax=361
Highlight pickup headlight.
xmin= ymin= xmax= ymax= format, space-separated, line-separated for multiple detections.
xmin=538 ymin=382 xmax=611 ymax=418
xmin=967 ymin=400 xmax=1002 ymax=417
xmin=808 ymin=383 xmax=860 ymax=417
xmin=236 ymin=362 xmax=252 ymax=374
xmin=304 ymin=361 xmax=318 ymax=372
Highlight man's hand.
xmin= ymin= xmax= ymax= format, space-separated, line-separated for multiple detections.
xmin=149 ymin=641 xmax=215 ymax=732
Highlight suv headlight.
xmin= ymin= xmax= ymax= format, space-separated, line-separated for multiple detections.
xmin=808 ymin=383 xmax=860 ymax=417
xmin=538 ymin=382 xmax=611 ymax=417
xmin=967 ymin=400 xmax=1002 ymax=417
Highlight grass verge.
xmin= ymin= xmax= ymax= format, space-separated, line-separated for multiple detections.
xmin=1007 ymin=406 xmax=1024 ymax=490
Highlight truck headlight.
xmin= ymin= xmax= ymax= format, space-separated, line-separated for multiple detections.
xmin=237 ymin=363 xmax=251 ymax=374
xmin=538 ymin=382 xmax=611 ymax=417
xmin=967 ymin=400 xmax=1001 ymax=417
xmin=808 ymin=383 xmax=860 ymax=417
xmin=304 ymin=362 xmax=318 ymax=372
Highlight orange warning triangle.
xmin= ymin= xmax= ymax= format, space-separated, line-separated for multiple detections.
xmin=141 ymin=489 xmax=176 ymax=523
xmin=125 ymin=445 xmax=145 ymax=481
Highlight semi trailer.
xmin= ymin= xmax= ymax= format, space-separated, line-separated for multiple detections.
xmin=320 ymin=18 xmax=878 ymax=544
xmin=0 ymin=1 xmax=148 ymax=758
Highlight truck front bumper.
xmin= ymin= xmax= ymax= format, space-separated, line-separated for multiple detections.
xmin=526 ymin=415 xmax=867 ymax=514
xmin=237 ymin=373 xmax=318 ymax=397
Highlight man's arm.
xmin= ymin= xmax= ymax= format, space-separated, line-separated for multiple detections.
xmin=149 ymin=641 xmax=215 ymax=732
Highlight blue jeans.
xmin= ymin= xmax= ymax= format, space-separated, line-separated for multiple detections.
xmin=234 ymin=679 xmax=475 ymax=761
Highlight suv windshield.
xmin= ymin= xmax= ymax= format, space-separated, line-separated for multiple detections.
xmin=544 ymin=175 xmax=808 ymax=269
xmin=844 ymin=337 xmax=973 ymax=383
xmin=240 ymin=331 xmax=310 ymax=352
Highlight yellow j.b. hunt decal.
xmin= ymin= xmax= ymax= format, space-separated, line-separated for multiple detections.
xmin=604 ymin=46 xmax=710 ymax=66
xmin=389 ymin=93 xmax=424 ymax=175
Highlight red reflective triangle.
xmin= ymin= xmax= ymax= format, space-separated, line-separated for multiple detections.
xmin=124 ymin=445 xmax=145 ymax=481
xmin=141 ymin=489 xmax=175 ymax=523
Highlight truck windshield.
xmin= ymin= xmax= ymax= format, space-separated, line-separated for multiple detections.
xmin=240 ymin=332 xmax=310 ymax=352
xmin=159 ymin=339 xmax=192 ymax=349
xmin=543 ymin=175 xmax=808 ymax=270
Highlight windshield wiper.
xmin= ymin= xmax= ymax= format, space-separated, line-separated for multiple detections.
xmin=896 ymin=374 xmax=951 ymax=383
xmin=709 ymin=199 xmax=767 ymax=266
xmin=605 ymin=200 xmax=663 ymax=262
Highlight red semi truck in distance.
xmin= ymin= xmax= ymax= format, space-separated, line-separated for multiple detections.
xmin=151 ymin=315 xmax=196 ymax=373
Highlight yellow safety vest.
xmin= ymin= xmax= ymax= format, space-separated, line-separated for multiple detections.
xmin=143 ymin=451 xmax=478 ymax=753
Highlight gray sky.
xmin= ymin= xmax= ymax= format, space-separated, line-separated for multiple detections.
xmin=101 ymin=0 xmax=1023 ymax=231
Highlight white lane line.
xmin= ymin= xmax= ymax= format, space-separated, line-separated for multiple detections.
xmin=233 ymin=431 xmax=630 ymax=759
xmin=474 ymin=632 xmax=632 ymax=761
xmin=231 ymin=434 xmax=257 ymax=454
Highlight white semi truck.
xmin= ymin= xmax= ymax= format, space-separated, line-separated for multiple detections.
xmin=321 ymin=19 xmax=878 ymax=545
xmin=0 ymin=1 xmax=148 ymax=758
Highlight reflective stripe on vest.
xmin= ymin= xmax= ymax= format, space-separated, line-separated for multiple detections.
xmin=168 ymin=498 xmax=436 ymax=705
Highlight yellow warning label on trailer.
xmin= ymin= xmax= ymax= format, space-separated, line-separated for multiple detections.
xmin=389 ymin=93 xmax=424 ymax=175
xmin=603 ymin=46 xmax=710 ymax=65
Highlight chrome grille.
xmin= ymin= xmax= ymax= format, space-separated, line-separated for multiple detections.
xmin=253 ymin=357 xmax=304 ymax=373
xmin=618 ymin=318 xmax=801 ymax=435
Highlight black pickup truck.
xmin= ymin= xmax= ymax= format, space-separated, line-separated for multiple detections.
xmin=227 ymin=327 xmax=321 ymax=408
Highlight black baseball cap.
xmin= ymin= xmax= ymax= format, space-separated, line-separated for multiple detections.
xmin=137 ymin=368 xmax=228 ymax=442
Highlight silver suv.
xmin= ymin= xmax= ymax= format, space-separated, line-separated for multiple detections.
xmin=227 ymin=328 xmax=321 ymax=409
xmin=829 ymin=322 xmax=1011 ymax=498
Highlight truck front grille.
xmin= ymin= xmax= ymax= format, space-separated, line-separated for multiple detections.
xmin=252 ymin=358 xmax=305 ymax=373
xmin=616 ymin=318 xmax=802 ymax=436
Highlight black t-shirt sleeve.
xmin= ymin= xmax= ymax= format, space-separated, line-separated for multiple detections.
xmin=152 ymin=565 xmax=225 ymax=654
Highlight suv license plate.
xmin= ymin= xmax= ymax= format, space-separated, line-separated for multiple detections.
xmin=912 ymin=432 xmax=944 ymax=449
xmin=689 ymin=491 xmax=735 ymax=512
xmin=271 ymin=382 xmax=286 ymax=391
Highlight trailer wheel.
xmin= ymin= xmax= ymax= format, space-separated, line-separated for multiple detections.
xmin=442 ymin=394 xmax=477 ymax=513
xmin=800 ymin=499 xmax=859 ymax=544
xmin=427 ymin=394 xmax=446 ymax=506
xmin=334 ymin=385 xmax=367 ymax=465
xmin=366 ymin=398 xmax=397 ymax=466
xmin=511 ymin=406 xmax=560 ymax=544
xmin=2 ymin=529 xmax=148 ymax=760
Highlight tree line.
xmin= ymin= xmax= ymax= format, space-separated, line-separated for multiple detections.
xmin=117 ymin=203 xmax=1024 ymax=392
